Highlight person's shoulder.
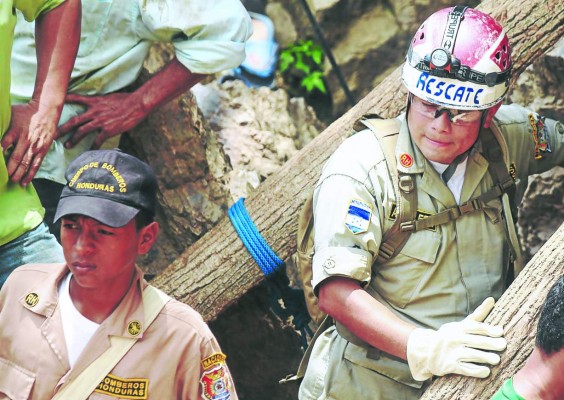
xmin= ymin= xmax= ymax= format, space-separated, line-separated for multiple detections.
xmin=493 ymin=104 xmax=534 ymax=127
xmin=6 ymin=263 xmax=64 ymax=283
xmin=1 ymin=264 xmax=65 ymax=299
xmin=323 ymin=121 xmax=392 ymax=178
xmin=156 ymin=296 xmax=214 ymax=338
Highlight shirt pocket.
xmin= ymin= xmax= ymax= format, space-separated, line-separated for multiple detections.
xmin=375 ymin=228 xmax=441 ymax=309
xmin=0 ymin=357 xmax=35 ymax=400
xmin=343 ymin=341 xmax=424 ymax=389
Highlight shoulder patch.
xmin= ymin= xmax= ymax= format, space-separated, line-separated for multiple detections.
xmin=345 ymin=199 xmax=372 ymax=234
xmin=201 ymin=353 xmax=232 ymax=400
xmin=528 ymin=113 xmax=552 ymax=160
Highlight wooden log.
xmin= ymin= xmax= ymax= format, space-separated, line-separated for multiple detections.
xmin=420 ymin=222 xmax=564 ymax=399
xmin=150 ymin=0 xmax=564 ymax=322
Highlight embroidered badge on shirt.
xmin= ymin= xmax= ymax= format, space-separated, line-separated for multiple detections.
xmin=201 ymin=353 xmax=231 ymax=400
xmin=322 ymin=257 xmax=336 ymax=270
xmin=388 ymin=203 xmax=398 ymax=221
xmin=415 ymin=210 xmax=436 ymax=232
xmin=388 ymin=204 xmax=436 ymax=231
xmin=24 ymin=292 xmax=40 ymax=308
xmin=399 ymin=153 xmax=414 ymax=168
xmin=345 ymin=199 xmax=372 ymax=234
xmin=528 ymin=113 xmax=552 ymax=160
xmin=509 ymin=163 xmax=517 ymax=182
xmin=94 ymin=374 xmax=148 ymax=399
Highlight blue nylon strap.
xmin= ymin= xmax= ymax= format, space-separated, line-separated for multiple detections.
xmin=228 ymin=198 xmax=284 ymax=276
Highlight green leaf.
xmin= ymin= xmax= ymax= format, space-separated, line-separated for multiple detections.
xmin=301 ymin=71 xmax=326 ymax=93
xmin=294 ymin=53 xmax=311 ymax=74
xmin=279 ymin=51 xmax=295 ymax=72
xmin=310 ymin=48 xmax=323 ymax=65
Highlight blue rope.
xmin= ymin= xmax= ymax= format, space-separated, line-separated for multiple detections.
xmin=228 ymin=198 xmax=284 ymax=276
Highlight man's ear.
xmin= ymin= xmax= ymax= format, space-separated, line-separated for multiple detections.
xmin=483 ymin=103 xmax=502 ymax=128
xmin=138 ymin=221 xmax=159 ymax=255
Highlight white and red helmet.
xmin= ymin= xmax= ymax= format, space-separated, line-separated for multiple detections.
xmin=401 ymin=6 xmax=512 ymax=110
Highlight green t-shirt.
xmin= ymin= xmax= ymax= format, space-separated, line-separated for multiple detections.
xmin=0 ymin=0 xmax=64 ymax=245
xmin=491 ymin=378 xmax=526 ymax=400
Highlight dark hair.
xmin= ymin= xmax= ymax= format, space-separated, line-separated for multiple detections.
xmin=135 ymin=209 xmax=155 ymax=230
xmin=535 ymin=276 xmax=564 ymax=354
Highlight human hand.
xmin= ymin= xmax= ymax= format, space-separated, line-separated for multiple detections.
xmin=406 ymin=297 xmax=507 ymax=381
xmin=2 ymin=102 xmax=59 ymax=185
xmin=59 ymin=92 xmax=148 ymax=150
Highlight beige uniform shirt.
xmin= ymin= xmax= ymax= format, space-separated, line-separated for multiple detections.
xmin=299 ymin=104 xmax=564 ymax=400
xmin=0 ymin=264 xmax=237 ymax=400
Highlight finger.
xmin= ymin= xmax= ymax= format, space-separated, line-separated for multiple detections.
xmin=467 ymin=297 xmax=495 ymax=322
xmin=8 ymin=158 xmax=30 ymax=184
xmin=6 ymin=142 xmax=29 ymax=178
xmin=461 ymin=332 xmax=507 ymax=351
xmin=91 ymin=131 xmax=111 ymax=150
xmin=65 ymin=93 xmax=92 ymax=105
xmin=460 ymin=347 xmax=502 ymax=366
xmin=456 ymin=362 xmax=492 ymax=379
xmin=21 ymin=154 xmax=44 ymax=186
xmin=1 ymin=128 xmax=17 ymax=149
xmin=64 ymin=122 xmax=98 ymax=148
xmin=59 ymin=113 xmax=92 ymax=136
xmin=460 ymin=319 xmax=504 ymax=338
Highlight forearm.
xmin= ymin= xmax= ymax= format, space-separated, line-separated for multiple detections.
xmin=318 ymin=277 xmax=416 ymax=360
xmin=33 ymin=0 xmax=81 ymax=115
xmin=132 ymin=58 xmax=207 ymax=116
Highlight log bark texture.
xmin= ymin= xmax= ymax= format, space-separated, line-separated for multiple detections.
xmin=420 ymin=222 xmax=564 ymax=399
xmin=150 ymin=0 xmax=564 ymax=322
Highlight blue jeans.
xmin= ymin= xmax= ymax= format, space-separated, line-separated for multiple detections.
xmin=0 ymin=222 xmax=64 ymax=289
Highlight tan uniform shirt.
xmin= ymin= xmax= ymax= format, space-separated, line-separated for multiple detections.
xmin=299 ymin=104 xmax=564 ymax=400
xmin=0 ymin=264 xmax=237 ymax=400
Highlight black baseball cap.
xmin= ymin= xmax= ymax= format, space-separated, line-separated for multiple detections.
xmin=54 ymin=149 xmax=158 ymax=227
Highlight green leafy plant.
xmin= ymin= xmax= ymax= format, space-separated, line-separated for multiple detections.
xmin=279 ymin=40 xmax=326 ymax=94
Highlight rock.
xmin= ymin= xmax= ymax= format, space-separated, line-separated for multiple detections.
xmin=192 ymin=79 xmax=325 ymax=200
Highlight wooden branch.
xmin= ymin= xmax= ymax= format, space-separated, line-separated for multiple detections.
xmin=151 ymin=0 xmax=564 ymax=322
xmin=420 ymin=222 xmax=564 ymax=399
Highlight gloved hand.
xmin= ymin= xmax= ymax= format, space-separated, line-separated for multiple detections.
xmin=406 ymin=297 xmax=507 ymax=381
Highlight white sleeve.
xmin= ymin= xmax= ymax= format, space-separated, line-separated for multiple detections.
xmin=138 ymin=0 xmax=252 ymax=74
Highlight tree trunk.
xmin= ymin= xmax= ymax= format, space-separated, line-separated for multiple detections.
xmin=420 ymin=222 xmax=564 ymax=399
xmin=150 ymin=0 xmax=564 ymax=322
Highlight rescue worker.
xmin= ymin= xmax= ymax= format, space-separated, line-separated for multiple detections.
xmin=0 ymin=149 xmax=238 ymax=399
xmin=0 ymin=0 xmax=80 ymax=288
xmin=491 ymin=276 xmax=564 ymax=400
xmin=8 ymin=0 xmax=252 ymax=241
xmin=299 ymin=6 xmax=564 ymax=399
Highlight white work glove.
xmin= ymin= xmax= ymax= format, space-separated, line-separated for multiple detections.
xmin=406 ymin=297 xmax=507 ymax=381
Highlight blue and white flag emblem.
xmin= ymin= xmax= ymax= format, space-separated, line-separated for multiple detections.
xmin=345 ymin=199 xmax=372 ymax=234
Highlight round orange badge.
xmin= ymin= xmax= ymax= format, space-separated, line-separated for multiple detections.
xmin=399 ymin=153 xmax=414 ymax=168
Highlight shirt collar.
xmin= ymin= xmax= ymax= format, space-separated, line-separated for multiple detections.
xmin=396 ymin=114 xmax=425 ymax=174
xmin=100 ymin=265 xmax=149 ymax=339
xmin=19 ymin=264 xmax=68 ymax=318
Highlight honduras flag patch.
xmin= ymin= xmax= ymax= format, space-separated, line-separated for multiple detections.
xmin=345 ymin=199 xmax=372 ymax=234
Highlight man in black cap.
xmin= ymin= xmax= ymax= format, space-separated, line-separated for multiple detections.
xmin=0 ymin=149 xmax=238 ymax=399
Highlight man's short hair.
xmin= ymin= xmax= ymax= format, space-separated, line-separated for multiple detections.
xmin=535 ymin=276 xmax=564 ymax=354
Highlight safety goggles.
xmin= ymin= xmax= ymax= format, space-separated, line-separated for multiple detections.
xmin=409 ymin=94 xmax=484 ymax=125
